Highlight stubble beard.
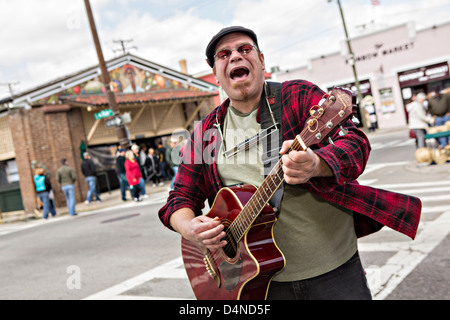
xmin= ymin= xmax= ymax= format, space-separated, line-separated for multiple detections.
xmin=232 ymin=80 xmax=251 ymax=101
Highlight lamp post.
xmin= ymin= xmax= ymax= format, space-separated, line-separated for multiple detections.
xmin=83 ymin=0 xmax=130 ymax=148
xmin=328 ymin=0 xmax=368 ymax=131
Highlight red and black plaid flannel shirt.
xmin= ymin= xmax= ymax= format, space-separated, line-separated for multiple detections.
xmin=159 ymin=80 xmax=421 ymax=239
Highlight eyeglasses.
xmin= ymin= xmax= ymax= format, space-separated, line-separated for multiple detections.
xmin=214 ymin=44 xmax=258 ymax=61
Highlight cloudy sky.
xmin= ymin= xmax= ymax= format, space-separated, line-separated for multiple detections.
xmin=1 ymin=0 xmax=449 ymax=98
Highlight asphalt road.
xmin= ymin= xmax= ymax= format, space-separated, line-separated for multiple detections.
xmin=0 ymin=199 xmax=181 ymax=300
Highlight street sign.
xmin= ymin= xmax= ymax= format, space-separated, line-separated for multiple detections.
xmin=105 ymin=116 xmax=123 ymax=128
xmin=104 ymin=113 xmax=132 ymax=128
xmin=94 ymin=108 xmax=114 ymax=120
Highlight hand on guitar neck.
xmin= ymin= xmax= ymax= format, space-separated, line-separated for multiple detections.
xmin=279 ymin=140 xmax=333 ymax=185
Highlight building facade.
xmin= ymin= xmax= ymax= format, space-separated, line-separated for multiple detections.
xmin=274 ymin=21 xmax=450 ymax=130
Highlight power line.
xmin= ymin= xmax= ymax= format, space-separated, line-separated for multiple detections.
xmin=112 ymin=39 xmax=137 ymax=55
xmin=0 ymin=81 xmax=20 ymax=97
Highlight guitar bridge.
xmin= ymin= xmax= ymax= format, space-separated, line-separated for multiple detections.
xmin=203 ymin=251 xmax=221 ymax=288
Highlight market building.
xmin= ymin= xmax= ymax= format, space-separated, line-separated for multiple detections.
xmin=274 ymin=21 xmax=450 ymax=130
xmin=0 ymin=53 xmax=218 ymax=215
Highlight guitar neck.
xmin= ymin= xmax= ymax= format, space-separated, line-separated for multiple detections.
xmin=229 ymin=136 xmax=306 ymax=242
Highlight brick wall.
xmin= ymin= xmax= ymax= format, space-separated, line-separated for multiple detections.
xmin=8 ymin=109 xmax=35 ymax=213
xmin=9 ymin=105 xmax=88 ymax=213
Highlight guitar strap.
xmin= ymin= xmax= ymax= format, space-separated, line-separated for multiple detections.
xmin=260 ymin=81 xmax=284 ymax=216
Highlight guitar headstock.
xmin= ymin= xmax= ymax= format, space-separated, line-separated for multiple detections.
xmin=293 ymin=87 xmax=357 ymax=151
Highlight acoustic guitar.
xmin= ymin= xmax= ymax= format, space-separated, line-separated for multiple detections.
xmin=182 ymin=87 xmax=357 ymax=300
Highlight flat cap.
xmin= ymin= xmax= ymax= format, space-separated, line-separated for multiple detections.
xmin=205 ymin=26 xmax=258 ymax=67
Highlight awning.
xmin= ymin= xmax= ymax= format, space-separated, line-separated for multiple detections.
xmin=60 ymin=90 xmax=217 ymax=107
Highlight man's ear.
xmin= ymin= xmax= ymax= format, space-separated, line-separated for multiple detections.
xmin=212 ymin=66 xmax=220 ymax=85
xmin=259 ymin=52 xmax=265 ymax=71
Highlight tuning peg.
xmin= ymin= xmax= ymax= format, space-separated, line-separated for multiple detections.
xmin=351 ymin=116 xmax=360 ymax=125
xmin=328 ymin=137 xmax=335 ymax=146
xmin=339 ymin=125 xmax=348 ymax=136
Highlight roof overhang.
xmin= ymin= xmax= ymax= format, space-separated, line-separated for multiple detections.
xmin=60 ymin=90 xmax=217 ymax=108
xmin=6 ymin=53 xmax=219 ymax=109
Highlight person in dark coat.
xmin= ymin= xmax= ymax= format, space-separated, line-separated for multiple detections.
xmin=145 ymin=148 xmax=163 ymax=187
xmin=81 ymin=152 xmax=101 ymax=204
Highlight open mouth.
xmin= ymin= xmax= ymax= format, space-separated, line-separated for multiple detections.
xmin=230 ymin=67 xmax=249 ymax=80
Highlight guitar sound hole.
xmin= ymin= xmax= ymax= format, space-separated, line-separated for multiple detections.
xmin=222 ymin=227 xmax=238 ymax=259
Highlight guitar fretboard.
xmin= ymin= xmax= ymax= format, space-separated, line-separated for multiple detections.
xmin=227 ymin=136 xmax=306 ymax=244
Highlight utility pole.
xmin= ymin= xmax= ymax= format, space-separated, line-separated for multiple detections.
xmin=83 ymin=0 xmax=130 ymax=148
xmin=113 ymin=39 xmax=137 ymax=55
xmin=0 ymin=81 xmax=19 ymax=97
xmin=329 ymin=0 xmax=368 ymax=131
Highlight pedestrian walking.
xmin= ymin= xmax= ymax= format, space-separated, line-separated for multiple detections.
xmin=32 ymin=160 xmax=56 ymax=212
xmin=131 ymin=144 xmax=148 ymax=198
xmin=157 ymin=143 xmax=171 ymax=180
xmin=125 ymin=150 xmax=142 ymax=202
xmin=81 ymin=152 xmax=101 ymax=204
xmin=165 ymin=137 xmax=183 ymax=191
xmin=116 ymin=148 xmax=129 ymax=201
xmin=34 ymin=168 xmax=57 ymax=219
xmin=56 ymin=158 xmax=77 ymax=216
xmin=406 ymin=92 xmax=433 ymax=149
xmin=428 ymin=87 xmax=450 ymax=149
xmin=145 ymin=148 xmax=163 ymax=187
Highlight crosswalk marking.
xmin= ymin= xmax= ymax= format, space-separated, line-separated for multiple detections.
xmin=370 ymin=139 xmax=415 ymax=150
xmin=369 ymin=179 xmax=450 ymax=203
xmin=357 ymin=166 xmax=450 ymax=299
xmin=419 ymin=194 xmax=450 ymax=202
xmin=363 ymin=210 xmax=450 ymax=300
xmin=366 ymin=184 xmax=450 ymax=197
xmin=371 ymin=180 xmax=450 ymax=190
xmin=83 ymin=257 xmax=190 ymax=300
xmin=361 ymin=161 xmax=410 ymax=175
xmin=422 ymin=205 xmax=450 ymax=214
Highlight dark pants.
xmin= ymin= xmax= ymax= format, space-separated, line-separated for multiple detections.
xmin=130 ymin=183 xmax=141 ymax=200
xmin=117 ymin=173 xmax=129 ymax=200
xmin=267 ymin=251 xmax=372 ymax=300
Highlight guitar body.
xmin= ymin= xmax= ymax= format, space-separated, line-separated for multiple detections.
xmin=182 ymin=184 xmax=285 ymax=300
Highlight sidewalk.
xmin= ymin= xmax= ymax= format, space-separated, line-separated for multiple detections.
xmin=0 ymin=180 xmax=171 ymax=225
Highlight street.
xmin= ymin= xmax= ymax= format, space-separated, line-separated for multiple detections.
xmin=0 ymin=127 xmax=449 ymax=301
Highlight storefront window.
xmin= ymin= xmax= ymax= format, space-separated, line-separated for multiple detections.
xmin=0 ymin=160 xmax=19 ymax=186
